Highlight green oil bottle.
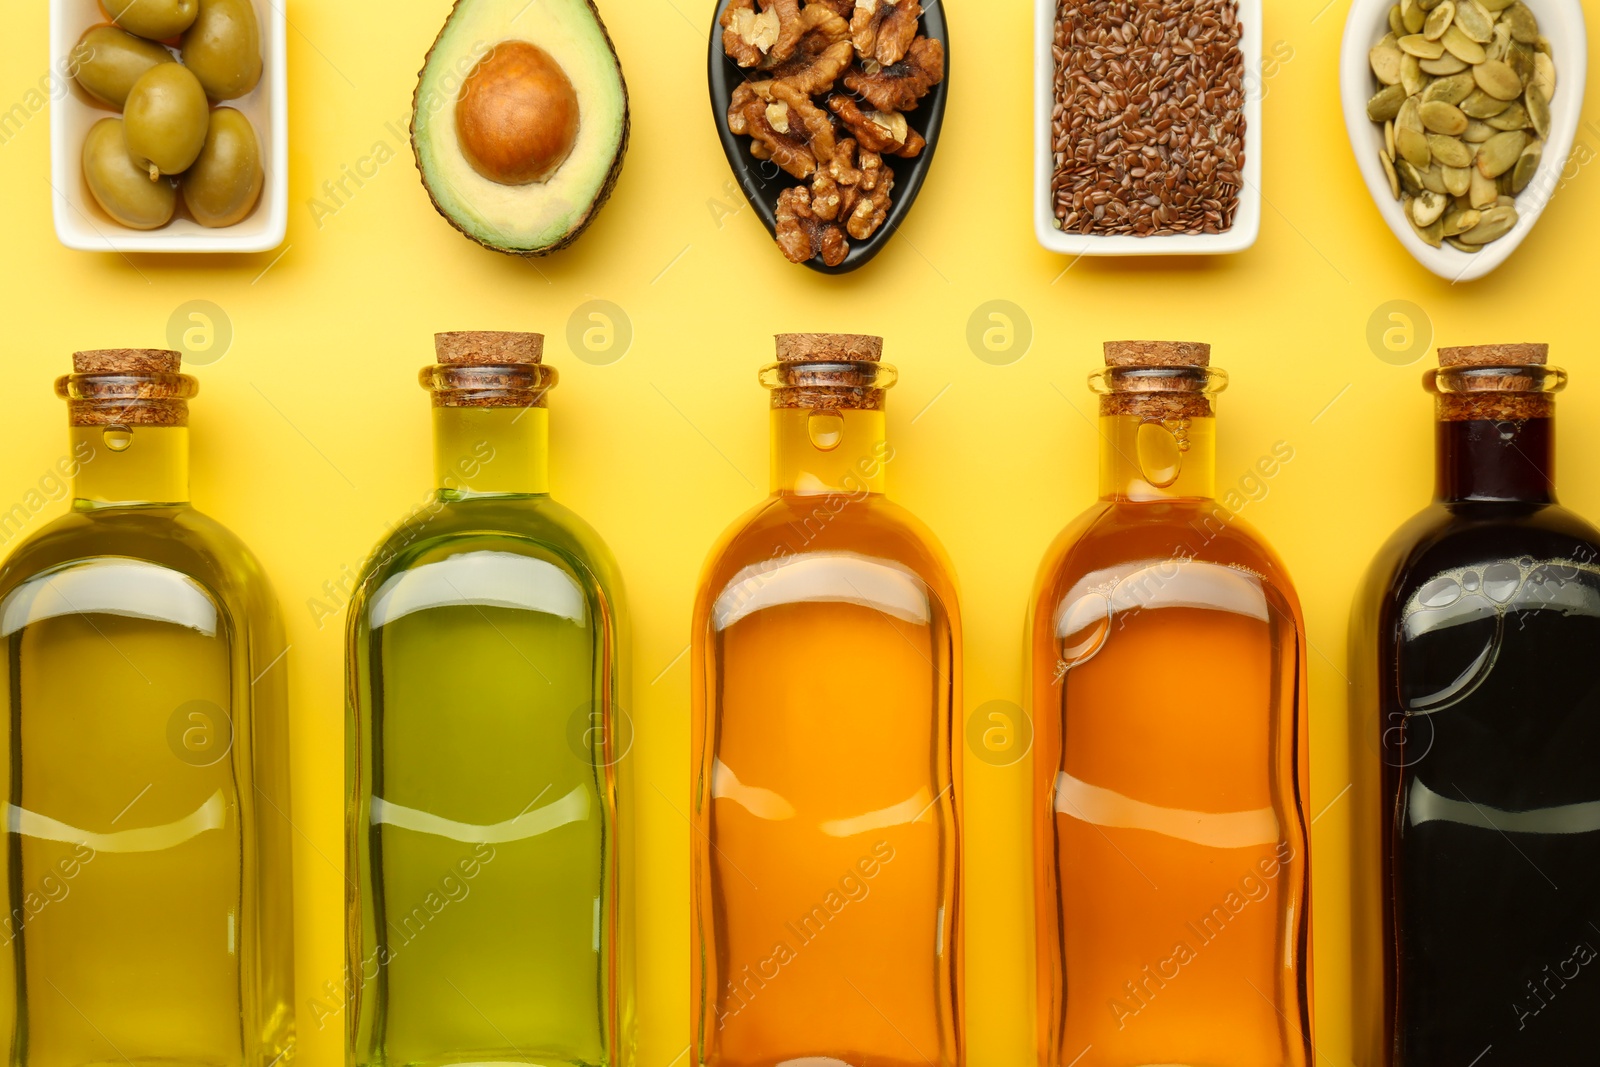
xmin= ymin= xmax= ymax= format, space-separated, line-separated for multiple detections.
xmin=346 ymin=332 xmax=633 ymax=1067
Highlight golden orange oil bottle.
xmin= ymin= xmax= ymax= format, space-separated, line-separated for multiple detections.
xmin=1030 ymin=342 xmax=1311 ymax=1067
xmin=691 ymin=334 xmax=962 ymax=1067
xmin=0 ymin=350 xmax=294 ymax=1067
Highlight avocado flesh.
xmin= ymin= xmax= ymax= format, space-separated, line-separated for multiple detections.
xmin=412 ymin=0 xmax=629 ymax=256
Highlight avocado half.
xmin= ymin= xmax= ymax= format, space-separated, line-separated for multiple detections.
xmin=411 ymin=0 xmax=630 ymax=257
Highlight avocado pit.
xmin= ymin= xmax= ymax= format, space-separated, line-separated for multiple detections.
xmin=457 ymin=40 xmax=581 ymax=186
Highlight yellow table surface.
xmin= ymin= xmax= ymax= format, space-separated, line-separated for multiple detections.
xmin=3 ymin=2 xmax=1599 ymax=1065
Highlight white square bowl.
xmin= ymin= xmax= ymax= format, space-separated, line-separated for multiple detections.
xmin=1034 ymin=0 xmax=1263 ymax=256
xmin=1339 ymin=0 xmax=1587 ymax=282
xmin=49 ymin=0 xmax=287 ymax=254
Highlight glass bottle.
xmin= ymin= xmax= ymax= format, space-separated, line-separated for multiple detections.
xmin=691 ymin=334 xmax=963 ymax=1067
xmin=1029 ymin=341 xmax=1312 ymax=1067
xmin=1350 ymin=343 xmax=1600 ymax=1066
xmin=0 ymin=349 xmax=295 ymax=1067
xmin=346 ymin=332 xmax=634 ymax=1067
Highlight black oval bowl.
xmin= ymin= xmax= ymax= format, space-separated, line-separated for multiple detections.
xmin=707 ymin=0 xmax=950 ymax=275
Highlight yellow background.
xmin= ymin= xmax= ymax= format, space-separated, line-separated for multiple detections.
xmin=3 ymin=1 xmax=1599 ymax=1065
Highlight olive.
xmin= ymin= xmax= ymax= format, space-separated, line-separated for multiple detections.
xmin=84 ymin=118 xmax=177 ymax=229
xmin=105 ymin=0 xmax=199 ymax=41
xmin=123 ymin=64 xmax=210 ymax=179
xmin=180 ymin=0 xmax=262 ymax=101
xmin=181 ymin=108 xmax=262 ymax=227
xmin=71 ymin=25 xmax=175 ymax=109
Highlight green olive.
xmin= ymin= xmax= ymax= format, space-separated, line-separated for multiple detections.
xmin=71 ymin=25 xmax=176 ymax=109
xmin=180 ymin=0 xmax=262 ymax=101
xmin=181 ymin=108 xmax=262 ymax=227
xmin=84 ymin=118 xmax=177 ymax=229
xmin=123 ymin=64 xmax=210 ymax=179
xmin=105 ymin=0 xmax=199 ymax=41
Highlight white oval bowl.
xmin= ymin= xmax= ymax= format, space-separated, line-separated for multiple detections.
xmin=1340 ymin=0 xmax=1587 ymax=282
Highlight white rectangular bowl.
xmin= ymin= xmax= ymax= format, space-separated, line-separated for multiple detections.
xmin=49 ymin=0 xmax=287 ymax=254
xmin=1034 ymin=0 xmax=1263 ymax=256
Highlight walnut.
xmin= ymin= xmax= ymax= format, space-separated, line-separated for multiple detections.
xmin=761 ymin=5 xmax=853 ymax=95
xmin=844 ymin=36 xmax=945 ymax=112
xmin=810 ymin=138 xmax=890 ymax=239
xmin=776 ymin=186 xmax=849 ymax=266
xmin=851 ymin=0 xmax=922 ymax=66
xmin=745 ymin=82 xmax=838 ymax=179
xmin=727 ymin=81 xmax=772 ymax=136
xmin=808 ymin=0 xmax=857 ymax=15
xmin=827 ymin=94 xmax=926 ymax=158
xmin=721 ymin=0 xmax=805 ymax=68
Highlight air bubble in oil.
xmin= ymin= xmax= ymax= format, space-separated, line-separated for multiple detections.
xmin=103 ymin=426 xmax=133 ymax=452
xmin=1136 ymin=420 xmax=1185 ymax=489
xmin=808 ymin=412 xmax=844 ymax=452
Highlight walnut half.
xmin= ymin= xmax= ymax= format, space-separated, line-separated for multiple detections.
xmin=721 ymin=0 xmax=804 ymax=69
xmin=746 ymin=82 xmax=839 ymax=179
xmin=827 ymin=95 xmax=926 ymax=158
xmin=776 ymin=186 xmax=849 ymax=266
xmin=844 ymin=35 xmax=945 ymax=112
xmin=851 ymin=0 xmax=922 ymax=66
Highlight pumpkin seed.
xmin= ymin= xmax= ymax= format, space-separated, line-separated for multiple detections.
xmin=1441 ymin=26 xmax=1487 ymax=64
xmin=1421 ymin=100 xmax=1470 ymax=135
xmin=1478 ymin=0 xmax=1515 ymax=10
xmin=1424 ymin=1 xmax=1455 ymax=39
xmin=1442 ymin=164 xmax=1473 ymax=196
xmin=1475 ymin=129 xmax=1528 ymax=177
xmin=1387 ymin=120 xmax=1398 ymax=158
xmin=1420 ymin=53 xmax=1470 ymax=75
xmin=1397 ymin=124 xmax=1434 ymax=168
xmin=1369 ymin=84 xmax=1407 ymax=122
xmin=1461 ymin=89 xmax=1511 ymax=118
xmin=1418 ymin=0 xmax=1446 ymax=9
xmin=1407 ymin=201 xmax=1447 ymax=247
xmin=1398 ymin=159 xmax=1427 ymax=194
xmin=1458 ymin=203 xmax=1517 ymax=243
xmin=1428 ymin=133 xmax=1474 ymax=167
xmin=1421 ymin=164 xmax=1450 ymax=194
xmin=1389 ymin=4 xmax=1407 ymax=36
xmin=1411 ymin=189 xmax=1450 ymax=225
xmin=1402 ymin=0 xmax=1426 ymax=33
xmin=1533 ymin=52 xmax=1556 ymax=99
xmin=1402 ymin=53 xmax=1428 ymax=94
xmin=1400 ymin=34 xmax=1446 ymax=58
xmin=1423 ymin=71 xmax=1476 ymax=104
xmin=1442 ymin=206 xmax=1481 ymax=235
xmin=1381 ymin=150 xmax=1402 ymax=199
xmin=1485 ymin=102 xmax=1529 ymax=131
xmin=1453 ymin=0 xmax=1494 ymax=43
xmin=1446 ymin=236 xmax=1483 ymax=253
xmin=1526 ymin=84 xmax=1550 ymax=139
xmin=1473 ymin=59 xmax=1524 ymax=100
xmin=1511 ymin=139 xmax=1542 ymax=194
xmin=1485 ymin=23 xmax=1512 ymax=62
xmin=1463 ymin=120 xmax=1495 ymax=143
xmin=1536 ymin=36 xmax=1551 ymax=56
xmin=1503 ymin=2 xmax=1539 ymax=44
xmin=1469 ymin=165 xmax=1498 ymax=207
xmin=1508 ymin=42 xmax=1535 ymax=84
xmin=1371 ymin=43 xmax=1405 ymax=84
xmin=1497 ymin=173 xmax=1516 ymax=196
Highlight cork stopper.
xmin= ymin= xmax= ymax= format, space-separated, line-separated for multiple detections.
xmin=1433 ymin=343 xmax=1555 ymax=422
xmin=60 ymin=350 xmax=194 ymax=427
xmin=776 ymin=333 xmax=883 ymax=363
xmin=1098 ymin=341 xmax=1216 ymax=419
xmin=766 ymin=334 xmax=891 ymax=411
xmin=1104 ymin=341 xmax=1212 ymax=367
xmin=1438 ymin=343 xmax=1547 ymax=368
xmin=435 ymin=332 xmax=544 ymax=366
xmin=73 ymin=349 xmax=182 ymax=375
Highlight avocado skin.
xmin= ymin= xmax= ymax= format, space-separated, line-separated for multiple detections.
xmin=410 ymin=0 xmax=631 ymax=258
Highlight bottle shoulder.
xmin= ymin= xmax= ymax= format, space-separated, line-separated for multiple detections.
xmin=353 ymin=493 xmax=626 ymax=618
xmin=0 ymin=505 xmax=277 ymax=621
xmin=696 ymin=493 xmax=959 ymax=617
xmin=1032 ymin=498 xmax=1299 ymax=612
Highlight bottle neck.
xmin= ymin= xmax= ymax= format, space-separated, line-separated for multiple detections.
xmin=72 ymin=425 xmax=190 ymax=507
xmin=1435 ymin=416 xmax=1556 ymax=504
xmin=433 ymin=406 xmax=548 ymax=497
xmin=1098 ymin=414 xmax=1216 ymax=501
xmin=770 ymin=408 xmax=889 ymax=496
